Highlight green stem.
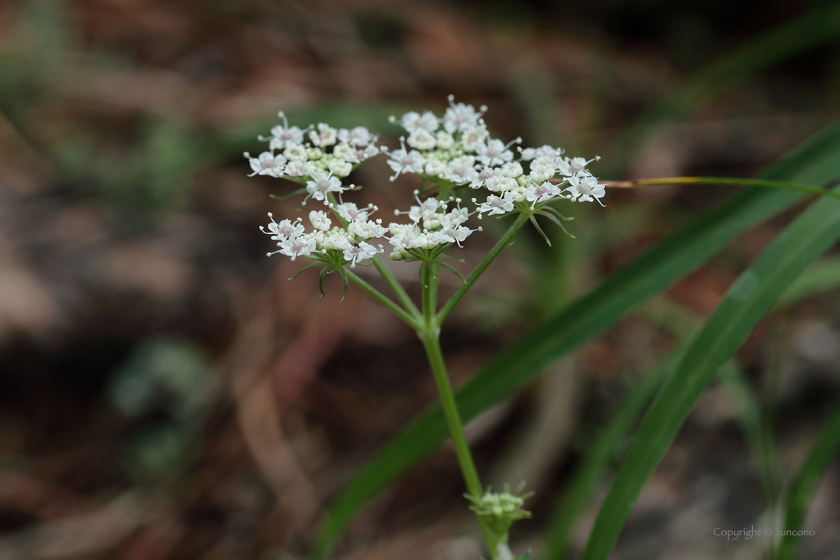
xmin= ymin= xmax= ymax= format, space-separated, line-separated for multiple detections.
xmin=419 ymin=328 xmax=497 ymax=557
xmin=436 ymin=213 xmax=530 ymax=325
xmin=373 ymin=256 xmax=422 ymax=318
xmin=323 ymin=193 xmax=421 ymax=318
xmin=606 ymin=176 xmax=840 ymax=201
xmin=422 ymin=261 xmax=440 ymax=327
xmin=346 ymin=270 xmax=421 ymax=329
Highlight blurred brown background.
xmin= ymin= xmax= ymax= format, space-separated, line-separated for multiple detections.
xmin=0 ymin=0 xmax=839 ymax=558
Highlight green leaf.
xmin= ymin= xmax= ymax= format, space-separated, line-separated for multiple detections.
xmin=289 ymin=262 xmax=322 ymax=281
xmin=637 ymin=298 xmax=782 ymax=506
xmin=717 ymin=363 xmax=781 ymax=507
xmin=778 ymin=402 xmax=840 ymax=560
xmin=776 ymin=256 xmax=840 ymax=307
xmin=270 ymin=188 xmax=308 ymax=201
xmin=440 ymin=261 xmax=467 ymax=284
xmin=580 ymin=184 xmax=840 ymax=560
xmin=542 ymin=361 xmax=668 ymax=560
xmin=310 ymin=125 xmax=840 ymax=560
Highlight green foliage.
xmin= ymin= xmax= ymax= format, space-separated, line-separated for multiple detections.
xmin=541 ymin=360 xmax=667 ymax=560
xmin=778 ymin=402 xmax=840 ymax=560
xmin=580 ymin=183 xmax=840 ymax=560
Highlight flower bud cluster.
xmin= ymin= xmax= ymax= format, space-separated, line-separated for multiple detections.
xmin=466 ymin=485 xmax=533 ymax=548
xmin=246 ymin=111 xmax=382 ymax=183
xmin=386 ymin=96 xmax=604 ymax=216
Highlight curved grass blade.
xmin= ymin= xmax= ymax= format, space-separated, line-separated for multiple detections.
xmin=541 ymin=295 xmax=782 ymax=560
xmin=639 ymin=297 xmax=782 ymax=506
xmin=717 ymin=363 xmax=781 ymax=509
xmin=776 ymin=256 xmax=840 ymax=307
xmin=542 ymin=362 xmax=668 ymax=560
xmin=310 ymin=125 xmax=840 ymax=560
xmin=580 ymin=185 xmax=840 ymax=560
xmin=778 ymin=402 xmax=840 ymax=560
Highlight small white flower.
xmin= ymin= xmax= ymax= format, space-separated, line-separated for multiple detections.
xmin=335 ymin=202 xmax=371 ymax=222
xmin=302 ymin=160 xmax=322 ymax=177
xmin=348 ymin=219 xmax=387 ymax=240
xmin=460 ymin=125 xmax=489 ymax=152
xmin=484 ymin=175 xmax=518 ymax=193
xmin=444 ymin=156 xmax=478 ymax=184
xmin=500 ymin=161 xmax=523 ymax=178
xmin=247 ymin=151 xmax=287 ymax=177
xmin=284 ymin=160 xmax=308 ymax=177
xmin=443 ymin=96 xmax=486 ymax=133
xmin=424 ymin=159 xmax=447 ymax=176
xmin=277 ymin=236 xmax=317 ymax=260
xmin=309 ymin=210 xmax=332 ymax=231
xmin=388 ymin=223 xmax=423 ymax=249
xmin=529 ymin=160 xmax=555 ymax=183
xmin=328 ymin=159 xmax=353 ymax=177
xmin=407 ymin=197 xmax=444 ymax=224
xmin=411 ymin=231 xmax=438 ymax=250
xmin=387 ymin=143 xmax=426 ymax=179
xmin=283 ymin=143 xmax=308 ymax=161
xmin=398 ymin=111 xmax=440 ymax=133
xmin=332 ymin=143 xmax=360 ymax=163
xmin=476 ymin=138 xmax=517 ymax=167
xmin=441 ymin=205 xmax=471 ymax=227
xmin=469 ymin=167 xmax=498 ymax=189
xmin=566 ymin=175 xmax=606 ymax=204
xmin=267 ymin=112 xmax=305 ymax=150
xmin=557 ymin=156 xmax=599 ymax=176
xmin=407 ymin=128 xmax=437 ymax=151
xmin=434 ymin=224 xmax=475 ymax=247
xmin=521 ymin=145 xmax=561 ymax=162
xmin=475 ymin=194 xmax=515 ymax=216
xmin=337 ymin=126 xmax=374 ymax=147
xmin=436 ymin=131 xmax=455 ymax=150
xmin=322 ymin=229 xmax=350 ymax=251
xmin=525 ymin=181 xmax=562 ymax=208
xmin=343 ymin=241 xmax=381 ymax=267
xmin=309 ymin=123 xmax=338 ymax=147
xmin=355 ymin=144 xmax=382 ymax=162
xmin=261 ymin=214 xmax=304 ymax=240
xmin=306 ymin=172 xmax=344 ymax=201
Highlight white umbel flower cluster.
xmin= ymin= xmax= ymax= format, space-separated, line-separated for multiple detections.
xmin=261 ymin=207 xmax=385 ymax=268
xmin=386 ymin=96 xmax=604 ymax=216
xmin=388 ymin=194 xmax=480 ymax=261
xmin=253 ymin=98 xmax=605 ymax=271
xmin=246 ymin=111 xmax=382 ymax=185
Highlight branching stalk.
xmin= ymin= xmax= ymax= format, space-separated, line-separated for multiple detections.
xmin=602 ymin=176 xmax=840 ymax=201
xmin=436 ymin=213 xmax=529 ymax=325
xmin=345 ymin=270 xmax=421 ymax=329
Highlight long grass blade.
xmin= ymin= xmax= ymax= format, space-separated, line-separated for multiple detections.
xmin=580 ymin=184 xmax=840 ymax=560
xmin=541 ymin=362 xmax=669 ymax=560
xmin=776 ymin=256 xmax=840 ymax=307
xmin=778 ymin=402 xmax=840 ymax=560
